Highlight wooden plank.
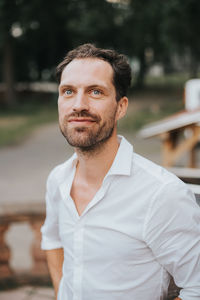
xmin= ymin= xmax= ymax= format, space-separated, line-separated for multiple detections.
xmin=163 ymin=126 xmax=200 ymax=167
xmin=162 ymin=131 xmax=178 ymax=167
xmin=167 ymin=167 xmax=200 ymax=179
xmin=187 ymin=183 xmax=200 ymax=194
xmin=187 ymin=184 xmax=200 ymax=206
xmin=189 ymin=146 xmax=196 ymax=168
xmin=138 ymin=109 xmax=200 ymax=138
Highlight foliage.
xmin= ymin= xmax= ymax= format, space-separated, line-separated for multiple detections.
xmin=162 ymin=0 xmax=200 ymax=76
xmin=0 ymin=0 xmax=200 ymax=106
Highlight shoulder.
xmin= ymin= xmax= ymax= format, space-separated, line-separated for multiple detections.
xmin=132 ymin=152 xmax=183 ymax=187
xmin=131 ymin=152 xmax=198 ymax=210
xmin=133 ymin=155 xmax=199 ymax=226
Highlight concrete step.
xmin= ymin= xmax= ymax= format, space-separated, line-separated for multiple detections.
xmin=0 ymin=286 xmax=54 ymax=300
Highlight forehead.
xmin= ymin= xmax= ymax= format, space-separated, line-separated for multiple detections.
xmin=60 ymin=58 xmax=114 ymax=87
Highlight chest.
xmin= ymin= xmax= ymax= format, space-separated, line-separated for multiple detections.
xmin=70 ymin=178 xmax=102 ymax=216
xmin=58 ymin=195 xmax=165 ymax=300
xmin=58 ymin=176 xmax=151 ymax=259
xmin=58 ymin=170 xmax=161 ymax=261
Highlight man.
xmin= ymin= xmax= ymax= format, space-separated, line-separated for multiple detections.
xmin=41 ymin=44 xmax=200 ymax=300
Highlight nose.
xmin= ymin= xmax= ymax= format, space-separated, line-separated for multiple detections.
xmin=72 ymin=91 xmax=89 ymax=112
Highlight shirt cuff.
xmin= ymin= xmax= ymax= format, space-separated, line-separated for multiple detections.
xmin=41 ymin=239 xmax=63 ymax=250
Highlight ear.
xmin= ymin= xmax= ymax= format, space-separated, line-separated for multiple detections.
xmin=116 ymin=97 xmax=128 ymax=121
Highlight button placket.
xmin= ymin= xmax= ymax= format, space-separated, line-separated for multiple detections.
xmin=73 ymin=221 xmax=84 ymax=300
xmin=81 ymin=178 xmax=113 ymax=217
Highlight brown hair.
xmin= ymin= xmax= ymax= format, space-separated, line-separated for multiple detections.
xmin=56 ymin=43 xmax=132 ymax=102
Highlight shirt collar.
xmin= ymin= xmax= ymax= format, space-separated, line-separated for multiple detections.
xmin=69 ymin=135 xmax=133 ymax=177
xmin=107 ymin=135 xmax=133 ymax=176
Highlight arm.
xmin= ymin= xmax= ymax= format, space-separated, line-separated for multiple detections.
xmin=41 ymin=173 xmax=64 ymax=298
xmin=46 ymin=248 xmax=64 ymax=299
xmin=144 ymin=182 xmax=200 ymax=299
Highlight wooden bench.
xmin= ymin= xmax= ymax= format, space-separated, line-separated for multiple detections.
xmin=138 ymin=109 xmax=200 ymax=167
xmin=167 ymin=167 xmax=200 ymax=184
xmin=166 ymin=167 xmax=200 ymax=205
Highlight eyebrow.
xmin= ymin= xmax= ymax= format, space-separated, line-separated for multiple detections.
xmin=59 ymin=83 xmax=109 ymax=91
xmin=86 ymin=84 xmax=108 ymax=91
xmin=59 ymin=84 xmax=73 ymax=89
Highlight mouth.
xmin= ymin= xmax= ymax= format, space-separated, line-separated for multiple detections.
xmin=68 ymin=118 xmax=96 ymax=124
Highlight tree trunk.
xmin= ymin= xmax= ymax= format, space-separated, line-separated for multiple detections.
xmin=189 ymin=51 xmax=198 ymax=78
xmin=136 ymin=49 xmax=146 ymax=89
xmin=3 ymin=38 xmax=16 ymax=107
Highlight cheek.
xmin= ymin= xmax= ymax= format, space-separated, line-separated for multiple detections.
xmin=57 ymin=104 xmax=63 ymax=119
xmin=57 ymin=98 xmax=63 ymax=111
xmin=58 ymin=106 xmax=67 ymax=125
xmin=96 ymin=101 xmax=116 ymax=116
xmin=58 ymin=98 xmax=70 ymax=116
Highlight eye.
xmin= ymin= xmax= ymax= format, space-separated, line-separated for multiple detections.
xmin=90 ymin=89 xmax=103 ymax=97
xmin=64 ymin=89 xmax=73 ymax=95
xmin=93 ymin=89 xmax=101 ymax=95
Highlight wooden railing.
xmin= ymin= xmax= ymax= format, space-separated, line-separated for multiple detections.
xmin=0 ymin=202 xmax=50 ymax=288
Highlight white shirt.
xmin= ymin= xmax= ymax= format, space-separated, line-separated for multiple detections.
xmin=41 ymin=136 xmax=200 ymax=300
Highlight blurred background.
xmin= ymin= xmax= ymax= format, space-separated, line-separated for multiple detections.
xmin=0 ymin=0 xmax=200 ymax=298
xmin=2 ymin=0 xmax=200 ymax=143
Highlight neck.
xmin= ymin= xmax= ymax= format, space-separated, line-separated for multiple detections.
xmin=75 ymin=132 xmax=119 ymax=184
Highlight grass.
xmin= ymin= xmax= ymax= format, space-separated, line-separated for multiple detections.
xmin=118 ymin=87 xmax=183 ymax=133
xmin=0 ymin=100 xmax=58 ymax=147
xmin=0 ymin=81 xmax=184 ymax=147
xmin=118 ymin=101 xmax=182 ymax=132
xmin=145 ymin=72 xmax=191 ymax=88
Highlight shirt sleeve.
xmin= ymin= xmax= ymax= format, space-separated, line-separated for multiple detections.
xmin=41 ymin=172 xmax=63 ymax=250
xmin=143 ymin=181 xmax=200 ymax=299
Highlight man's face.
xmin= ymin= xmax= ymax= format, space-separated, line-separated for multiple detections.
xmin=58 ymin=58 xmax=125 ymax=150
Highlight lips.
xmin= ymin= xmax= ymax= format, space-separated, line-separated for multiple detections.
xmin=68 ymin=118 xmax=96 ymax=125
xmin=64 ymin=112 xmax=101 ymax=125
xmin=68 ymin=118 xmax=95 ymax=122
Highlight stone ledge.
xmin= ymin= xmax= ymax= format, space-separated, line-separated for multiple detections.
xmin=0 ymin=202 xmax=45 ymax=224
xmin=0 ymin=273 xmax=51 ymax=290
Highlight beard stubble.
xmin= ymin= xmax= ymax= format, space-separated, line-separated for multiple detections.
xmin=59 ymin=109 xmax=117 ymax=153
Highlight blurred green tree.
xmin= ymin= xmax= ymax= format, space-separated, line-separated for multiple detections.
xmin=117 ymin=0 xmax=165 ymax=88
xmin=0 ymin=0 xmax=19 ymax=106
xmin=163 ymin=0 xmax=200 ymax=77
xmin=1 ymin=0 xmax=200 ymax=107
xmin=0 ymin=0 xmax=118 ymax=106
